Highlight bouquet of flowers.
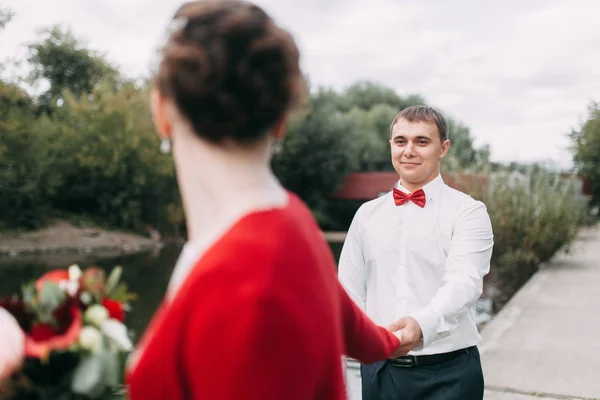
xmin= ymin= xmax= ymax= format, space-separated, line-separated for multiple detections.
xmin=0 ymin=264 xmax=136 ymax=400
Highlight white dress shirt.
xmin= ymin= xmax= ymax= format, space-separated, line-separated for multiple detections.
xmin=338 ymin=174 xmax=494 ymax=357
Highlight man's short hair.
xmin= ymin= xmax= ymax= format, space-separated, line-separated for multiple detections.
xmin=389 ymin=105 xmax=449 ymax=142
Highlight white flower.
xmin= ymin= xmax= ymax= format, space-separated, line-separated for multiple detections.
xmin=80 ymin=292 xmax=93 ymax=305
xmin=84 ymin=305 xmax=109 ymax=328
xmin=59 ymin=280 xmax=79 ymax=297
xmin=68 ymin=264 xmax=82 ymax=282
xmin=79 ymin=326 xmax=103 ymax=354
xmin=101 ymin=319 xmax=133 ymax=352
xmin=0 ymin=307 xmax=25 ymax=380
xmin=62 ymin=265 xmax=82 ymax=296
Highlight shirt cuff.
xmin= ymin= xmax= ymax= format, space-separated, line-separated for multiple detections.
xmin=409 ymin=306 xmax=447 ymax=349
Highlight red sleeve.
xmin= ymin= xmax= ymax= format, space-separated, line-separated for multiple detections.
xmin=338 ymin=281 xmax=400 ymax=364
xmin=180 ymin=281 xmax=319 ymax=400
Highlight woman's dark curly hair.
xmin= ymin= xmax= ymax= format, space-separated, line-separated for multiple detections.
xmin=154 ymin=0 xmax=305 ymax=145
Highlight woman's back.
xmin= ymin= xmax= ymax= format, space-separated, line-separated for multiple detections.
xmin=128 ymin=194 xmax=349 ymax=399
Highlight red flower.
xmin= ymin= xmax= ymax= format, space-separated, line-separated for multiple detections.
xmin=24 ymin=307 xmax=83 ymax=361
xmin=30 ymin=324 xmax=59 ymax=342
xmin=35 ymin=270 xmax=69 ymax=292
xmin=102 ymin=299 xmax=125 ymax=322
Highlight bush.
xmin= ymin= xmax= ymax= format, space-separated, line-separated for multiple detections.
xmin=38 ymin=81 xmax=179 ymax=232
xmin=0 ymin=82 xmax=60 ymax=229
xmin=483 ymin=169 xmax=587 ymax=310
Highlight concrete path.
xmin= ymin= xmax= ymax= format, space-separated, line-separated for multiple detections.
xmin=481 ymin=226 xmax=600 ymax=400
xmin=323 ymin=231 xmax=347 ymax=242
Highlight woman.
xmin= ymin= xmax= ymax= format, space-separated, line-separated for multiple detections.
xmin=126 ymin=1 xmax=400 ymax=399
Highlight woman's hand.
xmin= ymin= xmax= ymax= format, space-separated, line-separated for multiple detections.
xmin=0 ymin=307 xmax=25 ymax=380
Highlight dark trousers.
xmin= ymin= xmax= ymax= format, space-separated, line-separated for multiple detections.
xmin=361 ymin=347 xmax=484 ymax=400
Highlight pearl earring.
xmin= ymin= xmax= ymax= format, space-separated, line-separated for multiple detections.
xmin=272 ymin=140 xmax=282 ymax=155
xmin=159 ymin=138 xmax=171 ymax=154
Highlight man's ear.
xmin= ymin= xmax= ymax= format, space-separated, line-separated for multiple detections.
xmin=440 ymin=139 xmax=451 ymax=159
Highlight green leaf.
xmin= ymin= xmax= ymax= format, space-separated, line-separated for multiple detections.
xmin=109 ymin=283 xmax=137 ymax=303
xmin=38 ymin=281 xmax=66 ymax=319
xmin=21 ymin=283 xmax=37 ymax=308
xmin=100 ymin=350 xmax=120 ymax=388
xmin=71 ymin=354 xmax=108 ymax=399
xmin=105 ymin=266 xmax=123 ymax=297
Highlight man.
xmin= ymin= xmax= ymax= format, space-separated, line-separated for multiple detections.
xmin=338 ymin=105 xmax=494 ymax=400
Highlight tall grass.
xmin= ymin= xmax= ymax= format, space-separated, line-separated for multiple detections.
xmin=482 ymin=169 xmax=588 ymax=310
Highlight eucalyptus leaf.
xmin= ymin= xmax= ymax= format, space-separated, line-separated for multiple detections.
xmin=110 ymin=283 xmax=137 ymax=303
xmin=105 ymin=266 xmax=123 ymax=297
xmin=100 ymin=350 xmax=121 ymax=388
xmin=71 ymin=354 xmax=107 ymax=399
xmin=21 ymin=283 xmax=37 ymax=306
xmin=39 ymin=281 xmax=66 ymax=309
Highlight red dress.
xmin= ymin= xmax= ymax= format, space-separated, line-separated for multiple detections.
xmin=126 ymin=193 xmax=399 ymax=399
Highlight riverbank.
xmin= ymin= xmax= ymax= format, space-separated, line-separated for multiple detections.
xmin=0 ymin=220 xmax=161 ymax=258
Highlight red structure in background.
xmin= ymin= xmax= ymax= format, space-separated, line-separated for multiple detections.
xmin=331 ymin=171 xmax=488 ymax=201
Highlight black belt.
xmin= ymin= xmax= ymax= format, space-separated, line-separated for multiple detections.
xmin=389 ymin=346 xmax=475 ymax=368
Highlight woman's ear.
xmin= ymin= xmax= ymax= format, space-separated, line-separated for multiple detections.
xmin=271 ymin=117 xmax=287 ymax=141
xmin=151 ymin=88 xmax=172 ymax=139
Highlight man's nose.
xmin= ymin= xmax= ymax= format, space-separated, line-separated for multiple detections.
xmin=404 ymin=142 xmax=416 ymax=157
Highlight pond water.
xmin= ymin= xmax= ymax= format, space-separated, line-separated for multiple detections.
xmin=0 ymin=241 xmax=491 ymax=344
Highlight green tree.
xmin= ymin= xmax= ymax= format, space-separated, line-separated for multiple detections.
xmin=445 ymin=119 xmax=490 ymax=171
xmin=41 ymin=80 xmax=178 ymax=230
xmin=338 ymin=81 xmax=425 ymax=112
xmin=272 ymin=90 xmax=361 ymax=224
xmin=0 ymin=4 xmax=13 ymax=30
xmin=28 ymin=26 xmax=118 ymax=112
xmin=346 ymin=103 xmax=397 ymax=171
xmin=571 ymin=102 xmax=600 ymax=206
xmin=0 ymin=81 xmax=58 ymax=229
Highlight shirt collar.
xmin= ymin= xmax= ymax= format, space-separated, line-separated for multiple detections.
xmin=396 ymin=174 xmax=444 ymax=202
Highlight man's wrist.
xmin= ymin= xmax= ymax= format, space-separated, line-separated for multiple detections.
xmin=409 ymin=307 xmax=439 ymax=348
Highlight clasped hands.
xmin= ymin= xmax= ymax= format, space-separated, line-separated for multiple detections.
xmin=387 ymin=316 xmax=423 ymax=358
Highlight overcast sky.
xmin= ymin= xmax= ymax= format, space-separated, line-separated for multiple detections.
xmin=2 ymin=0 xmax=599 ymax=167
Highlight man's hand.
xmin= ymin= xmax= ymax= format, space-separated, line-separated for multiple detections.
xmin=388 ymin=316 xmax=423 ymax=357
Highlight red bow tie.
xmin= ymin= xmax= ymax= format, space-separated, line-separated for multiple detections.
xmin=393 ymin=188 xmax=426 ymax=208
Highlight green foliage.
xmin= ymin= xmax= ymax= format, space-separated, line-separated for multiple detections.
xmin=0 ymin=4 xmax=13 ymax=30
xmin=28 ymin=25 xmax=119 ymax=113
xmin=0 ymin=82 xmax=59 ymax=229
xmin=482 ymin=168 xmax=587 ymax=310
xmin=571 ymin=102 xmax=600 ymax=206
xmin=37 ymin=281 xmax=68 ymax=324
xmin=334 ymin=81 xmax=425 ymax=113
xmin=71 ymin=351 xmax=120 ymax=398
xmin=273 ymin=90 xmax=362 ymax=212
xmin=41 ymin=80 xmax=178 ymax=230
xmin=445 ymin=119 xmax=490 ymax=171
xmin=345 ymin=103 xmax=398 ymax=171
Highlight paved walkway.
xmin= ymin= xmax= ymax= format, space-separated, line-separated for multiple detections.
xmin=481 ymin=226 xmax=600 ymax=400
xmin=323 ymin=231 xmax=347 ymax=243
